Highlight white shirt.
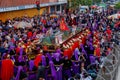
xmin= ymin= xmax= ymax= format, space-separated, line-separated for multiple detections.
xmin=84 ymin=76 xmax=92 ymax=80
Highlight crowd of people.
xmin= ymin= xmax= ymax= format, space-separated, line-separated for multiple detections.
xmin=0 ymin=7 xmax=120 ymax=80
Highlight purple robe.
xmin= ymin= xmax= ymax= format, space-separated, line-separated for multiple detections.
xmin=93 ymin=22 xmax=98 ymax=30
xmin=88 ymin=22 xmax=92 ymax=28
xmin=56 ymin=49 xmax=61 ymax=53
xmin=80 ymin=44 xmax=88 ymax=57
xmin=11 ymin=56 xmax=15 ymax=62
xmin=90 ymin=55 xmax=96 ymax=64
xmin=89 ymin=38 xmax=93 ymax=42
xmin=72 ymin=62 xmax=80 ymax=74
xmin=89 ymin=42 xmax=94 ymax=50
xmin=53 ymin=53 xmax=60 ymax=62
xmin=74 ymin=48 xmax=80 ymax=61
xmin=8 ymin=46 xmax=15 ymax=53
xmin=46 ymin=53 xmax=52 ymax=61
xmin=82 ymin=48 xmax=88 ymax=58
xmin=56 ymin=65 xmax=63 ymax=80
xmin=49 ymin=61 xmax=57 ymax=80
xmin=15 ymin=66 xmax=23 ymax=80
xmin=19 ymin=47 xmax=23 ymax=55
xmin=42 ymin=55 xmax=47 ymax=66
xmin=18 ymin=55 xmax=24 ymax=62
xmin=29 ymin=60 xmax=34 ymax=71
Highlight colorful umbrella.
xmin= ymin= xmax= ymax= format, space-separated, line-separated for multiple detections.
xmin=108 ymin=14 xmax=120 ymax=19
xmin=13 ymin=21 xmax=32 ymax=29
xmin=91 ymin=5 xmax=97 ymax=9
xmin=50 ymin=14 xmax=58 ymax=18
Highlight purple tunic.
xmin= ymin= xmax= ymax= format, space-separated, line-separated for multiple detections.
xmin=49 ymin=61 xmax=57 ymax=80
xmin=15 ymin=66 xmax=23 ymax=80
xmin=56 ymin=65 xmax=63 ymax=80
xmin=19 ymin=47 xmax=23 ymax=55
xmin=29 ymin=60 xmax=34 ymax=71
xmin=74 ymin=48 xmax=80 ymax=61
xmin=42 ymin=55 xmax=47 ymax=66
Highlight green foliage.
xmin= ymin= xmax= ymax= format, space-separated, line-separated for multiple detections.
xmin=115 ymin=2 xmax=120 ymax=10
xmin=92 ymin=0 xmax=101 ymax=4
xmin=85 ymin=0 xmax=92 ymax=6
xmin=69 ymin=0 xmax=92 ymax=9
xmin=70 ymin=0 xmax=79 ymax=9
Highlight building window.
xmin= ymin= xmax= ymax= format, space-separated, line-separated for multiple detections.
xmin=56 ymin=5 xmax=60 ymax=11
xmin=62 ymin=5 xmax=64 ymax=12
xmin=50 ymin=6 xmax=55 ymax=13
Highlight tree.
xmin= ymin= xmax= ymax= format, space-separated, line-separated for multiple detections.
xmin=69 ymin=0 xmax=80 ymax=9
xmin=79 ymin=0 xmax=92 ymax=6
xmin=92 ymin=0 xmax=101 ymax=4
xmin=69 ymin=0 xmax=92 ymax=9
xmin=115 ymin=2 xmax=120 ymax=10
xmin=85 ymin=0 xmax=92 ymax=6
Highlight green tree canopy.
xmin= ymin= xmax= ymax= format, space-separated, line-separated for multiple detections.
xmin=69 ymin=0 xmax=92 ymax=9
xmin=92 ymin=0 xmax=101 ymax=4
xmin=115 ymin=2 xmax=120 ymax=10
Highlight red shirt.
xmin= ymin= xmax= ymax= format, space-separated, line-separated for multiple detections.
xmin=27 ymin=31 xmax=33 ymax=38
xmin=41 ymin=19 xmax=47 ymax=25
xmin=94 ymin=47 xmax=101 ymax=57
xmin=106 ymin=29 xmax=112 ymax=35
xmin=34 ymin=54 xmax=42 ymax=68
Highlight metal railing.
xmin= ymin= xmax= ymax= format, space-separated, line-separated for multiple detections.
xmin=96 ymin=44 xmax=120 ymax=80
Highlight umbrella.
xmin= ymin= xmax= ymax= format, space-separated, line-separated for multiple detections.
xmin=13 ymin=21 xmax=32 ymax=29
xmin=99 ymin=3 xmax=106 ymax=8
xmin=50 ymin=14 xmax=58 ymax=18
xmin=108 ymin=14 xmax=120 ymax=19
xmin=91 ymin=5 xmax=97 ymax=9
